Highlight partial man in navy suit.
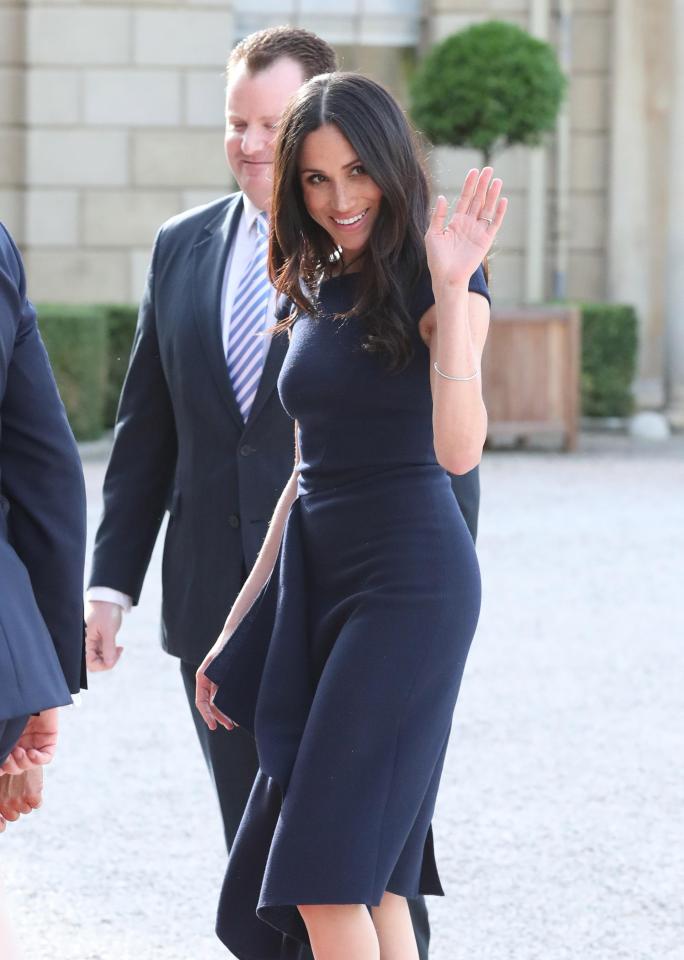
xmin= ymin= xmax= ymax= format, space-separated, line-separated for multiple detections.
xmin=84 ymin=26 xmax=481 ymax=959
xmin=0 ymin=222 xmax=87 ymax=830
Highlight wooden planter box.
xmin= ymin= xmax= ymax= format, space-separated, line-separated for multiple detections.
xmin=482 ymin=305 xmax=581 ymax=451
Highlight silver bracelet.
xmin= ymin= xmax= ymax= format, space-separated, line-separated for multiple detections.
xmin=433 ymin=361 xmax=480 ymax=382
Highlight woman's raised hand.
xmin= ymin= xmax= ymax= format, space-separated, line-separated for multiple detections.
xmin=425 ymin=167 xmax=507 ymax=292
xmin=195 ymin=635 xmax=238 ymax=732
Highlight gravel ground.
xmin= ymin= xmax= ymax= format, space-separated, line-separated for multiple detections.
xmin=1 ymin=433 xmax=683 ymax=960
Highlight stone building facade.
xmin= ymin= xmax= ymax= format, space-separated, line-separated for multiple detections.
xmin=0 ymin=0 xmax=682 ymax=421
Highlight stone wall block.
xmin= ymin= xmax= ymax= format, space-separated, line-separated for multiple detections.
xmin=0 ymin=68 xmax=23 ymax=124
xmin=0 ymin=189 xmax=24 ymax=242
xmin=570 ymin=75 xmax=609 ymax=133
xmin=133 ymin=130 xmax=228 ymax=187
xmin=570 ymin=133 xmax=608 ymax=191
xmin=27 ymin=130 xmax=129 ymax=186
xmin=493 ymin=189 xmax=527 ymax=248
xmin=567 ymin=250 xmax=606 ymax=301
xmin=0 ymin=9 xmax=24 ymax=65
xmin=181 ymin=188 xmax=230 ymax=210
xmin=484 ymin=250 xmax=524 ymax=304
xmin=27 ymin=8 xmax=131 ymax=66
xmin=569 ymin=192 xmax=606 ymax=251
xmin=185 ymin=71 xmax=225 ymax=127
xmin=26 ymin=70 xmax=80 ymax=125
xmin=431 ymin=10 xmax=527 ymax=42
xmin=134 ymin=11 xmax=232 ymax=67
xmin=25 ymin=190 xmax=79 ymax=246
xmin=129 ymin=247 xmax=152 ymax=302
xmin=83 ymin=70 xmax=181 ymax=126
xmin=24 ymin=249 xmax=129 ymax=303
xmin=431 ymin=0 xmax=528 ymax=10
xmin=572 ymin=13 xmax=611 ymax=72
xmin=430 ymin=144 xmax=529 ymax=192
xmin=431 ymin=13 xmax=487 ymax=42
xmin=573 ymin=0 xmax=611 ymax=11
xmin=0 ymin=130 xmax=24 ymax=186
xmin=83 ymin=189 xmax=182 ymax=245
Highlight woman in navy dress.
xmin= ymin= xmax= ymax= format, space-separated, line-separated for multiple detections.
xmin=197 ymin=72 xmax=508 ymax=960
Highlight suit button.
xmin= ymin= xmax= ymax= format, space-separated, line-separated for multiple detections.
xmin=228 ymin=515 xmax=240 ymax=528
xmin=240 ymin=444 xmax=256 ymax=457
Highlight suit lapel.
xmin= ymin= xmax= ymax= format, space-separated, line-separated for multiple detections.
xmin=243 ymin=328 xmax=289 ymax=430
xmin=192 ymin=195 xmax=244 ymax=429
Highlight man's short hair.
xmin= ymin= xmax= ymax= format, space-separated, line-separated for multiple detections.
xmin=227 ymin=26 xmax=337 ymax=82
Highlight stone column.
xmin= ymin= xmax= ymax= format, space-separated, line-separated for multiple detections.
xmin=665 ymin=0 xmax=684 ymax=427
xmin=525 ymin=0 xmax=549 ymax=303
xmin=608 ymin=0 xmax=670 ymax=410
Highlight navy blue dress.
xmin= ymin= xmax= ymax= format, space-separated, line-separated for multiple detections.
xmin=206 ymin=265 xmax=490 ymax=958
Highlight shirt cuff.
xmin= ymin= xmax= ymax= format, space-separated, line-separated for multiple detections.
xmin=87 ymin=586 xmax=133 ymax=612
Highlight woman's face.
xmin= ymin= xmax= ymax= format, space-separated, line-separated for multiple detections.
xmin=298 ymin=124 xmax=383 ymax=266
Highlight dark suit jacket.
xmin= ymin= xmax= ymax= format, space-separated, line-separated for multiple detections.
xmin=0 ymin=223 xmax=87 ymax=721
xmin=90 ymin=193 xmax=480 ymax=667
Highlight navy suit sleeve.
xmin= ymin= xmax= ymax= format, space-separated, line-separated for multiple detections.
xmin=412 ymin=263 xmax=491 ymax=320
xmin=0 ymin=223 xmax=87 ymax=694
xmin=89 ymin=229 xmax=178 ymax=603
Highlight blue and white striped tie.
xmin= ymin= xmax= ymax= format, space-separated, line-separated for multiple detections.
xmin=227 ymin=213 xmax=270 ymax=421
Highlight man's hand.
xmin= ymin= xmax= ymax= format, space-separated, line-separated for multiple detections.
xmin=85 ymin=599 xmax=124 ymax=671
xmin=0 ymin=709 xmax=58 ymax=776
xmin=0 ymin=768 xmax=43 ymax=832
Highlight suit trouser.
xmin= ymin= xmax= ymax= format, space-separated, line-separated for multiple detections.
xmin=0 ymin=716 xmax=29 ymax=767
xmin=180 ymin=660 xmax=430 ymax=959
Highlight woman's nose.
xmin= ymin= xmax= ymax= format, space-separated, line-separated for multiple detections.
xmin=332 ymin=182 xmax=353 ymax=212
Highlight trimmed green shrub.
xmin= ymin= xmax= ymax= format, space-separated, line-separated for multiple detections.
xmin=581 ymin=303 xmax=637 ymax=418
xmin=36 ymin=305 xmax=108 ymax=440
xmin=410 ymin=20 xmax=566 ymax=163
xmin=104 ymin=305 xmax=138 ymax=428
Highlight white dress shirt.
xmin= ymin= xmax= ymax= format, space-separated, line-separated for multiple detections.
xmin=88 ymin=195 xmax=274 ymax=612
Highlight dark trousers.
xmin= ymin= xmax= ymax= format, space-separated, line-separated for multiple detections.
xmin=0 ymin=715 xmax=29 ymax=766
xmin=180 ymin=660 xmax=430 ymax=959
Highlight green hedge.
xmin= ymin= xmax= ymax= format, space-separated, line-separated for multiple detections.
xmin=103 ymin=306 xmax=138 ymax=428
xmin=35 ymin=299 xmax=638 ymax=439
xmin=37 ymin=306 xmax=108 ymax=441
xmin=580 ymin=303 xmax=637 ymax=418
xmin=36 ymin=304 xmax=138 ymax=440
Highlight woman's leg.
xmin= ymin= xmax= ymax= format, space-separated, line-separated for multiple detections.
xmin=371 ymin=892 xmax=420 ymax=960
xmin=298 ymin=903 xmax=380 ymax=960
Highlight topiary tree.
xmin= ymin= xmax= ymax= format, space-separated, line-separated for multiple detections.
xmin=410 ymin=20 xmax=566 ymax=164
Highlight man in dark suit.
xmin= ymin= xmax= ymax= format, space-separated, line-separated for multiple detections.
xmin=0 ymin=222 xmax=87 ymax=827
xmin=85 ymin=26 xmax=480 ymax=959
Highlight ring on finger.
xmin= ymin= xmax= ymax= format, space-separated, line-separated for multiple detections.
xmin=478 ymin=216 xmax=494 ymax=224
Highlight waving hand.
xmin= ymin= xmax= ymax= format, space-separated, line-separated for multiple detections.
xmin=425 ymin=167 xmax=508 ymax=291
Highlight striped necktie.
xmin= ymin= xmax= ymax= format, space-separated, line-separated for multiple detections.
xmin=226 ymin=212 xmax=270 ymax=421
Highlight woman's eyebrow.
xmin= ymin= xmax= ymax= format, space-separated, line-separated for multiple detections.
xmin=300 ymin=158 xmax=361 ymax=175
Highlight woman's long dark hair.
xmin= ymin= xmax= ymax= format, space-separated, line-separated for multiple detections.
xmin=270 ymin=72 xmax=431 ymax=370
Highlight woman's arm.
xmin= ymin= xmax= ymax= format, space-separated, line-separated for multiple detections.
xmin=421 ymin=291 xmax=490 ymax=475
xmin=195 ymin=422 xmax=300 ymax=730
xmin=423 ymin=167 xmax=507 ymax=475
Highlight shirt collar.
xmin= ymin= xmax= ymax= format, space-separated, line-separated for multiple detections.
xmin=243 ymin=194 xmax=267 ymax=233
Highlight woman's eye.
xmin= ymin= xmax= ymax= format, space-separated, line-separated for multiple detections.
xmin=308 ymin=174 xmax=325 ymax=184
xmin=229 ymin=123 xmax=246 ymax=133
xmin=351 ymin=165 xmax=366 ymax=176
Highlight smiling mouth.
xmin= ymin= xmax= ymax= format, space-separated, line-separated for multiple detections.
xmin=332 ymin=209 xmax=369 ymax=226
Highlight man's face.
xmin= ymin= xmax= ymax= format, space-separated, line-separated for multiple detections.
xmin=224 ymin=56 xmax=307 ymax=212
